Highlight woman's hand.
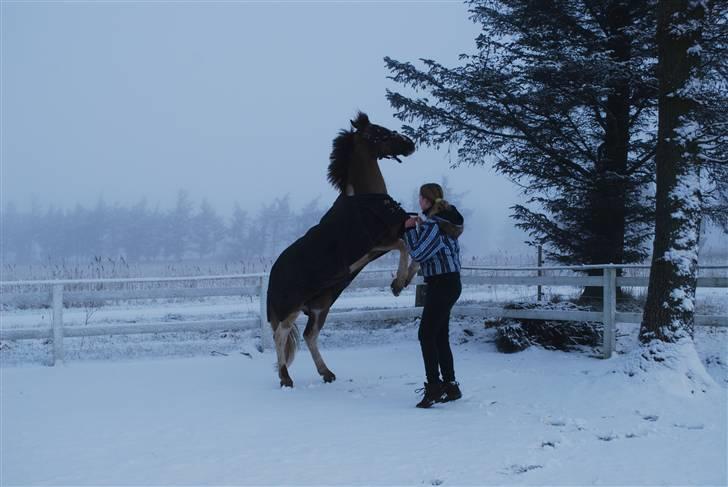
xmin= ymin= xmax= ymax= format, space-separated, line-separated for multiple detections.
xmin=404 ymin=216 xmax=419 ymax=229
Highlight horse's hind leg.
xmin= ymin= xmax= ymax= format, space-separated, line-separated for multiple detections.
xmin=274 ymin=310 xmax=300 ymax=387
xmin=303 ymin=296 xmax=336 ymax=383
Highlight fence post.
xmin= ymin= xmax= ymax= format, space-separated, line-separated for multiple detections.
xmin=259 ymin=274 xmax=273 ymax=351
xmin=602 ymin=267 xmax=616 ymax=359
xmin=414 ymin=269 xmax=426 ymax=307
xmin=51 ymin=284 xmax=64 ymax=365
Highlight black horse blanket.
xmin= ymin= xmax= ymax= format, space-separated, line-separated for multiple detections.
xmin=267 ymin=193 xmax=409 ymax=321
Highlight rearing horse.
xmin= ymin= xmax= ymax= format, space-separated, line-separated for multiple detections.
xmin=267 ymin=112 xmax=420 ymax=387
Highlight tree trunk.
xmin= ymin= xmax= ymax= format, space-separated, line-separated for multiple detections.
xmin=640 ymin=0 xmax=704 ymax=344
xmin=582 ymin=1 xmax=632 ymax=301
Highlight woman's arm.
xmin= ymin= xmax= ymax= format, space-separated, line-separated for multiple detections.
xmin=404 ymin=222 xmax=444 ymax=263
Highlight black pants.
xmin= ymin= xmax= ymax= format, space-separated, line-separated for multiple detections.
xmin=418 ymin=272 xmax=462 ymax=383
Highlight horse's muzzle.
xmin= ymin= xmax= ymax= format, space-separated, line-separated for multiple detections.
xmin=386 ymin=134 xmax=415 ymax=161
xmin=399 ymin=135 xmax=416 ymax=156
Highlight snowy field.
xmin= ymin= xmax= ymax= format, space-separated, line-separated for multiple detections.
xmin=2 ymin=283 xmax=727 ymax=485
xmin=2 ymin=312 xmax=727 ymax=485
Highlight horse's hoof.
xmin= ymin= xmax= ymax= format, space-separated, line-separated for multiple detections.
xmin=390 ymin=279 xmax=403 ymax=297
xmin=280 ymin=379 xmax=293 ymax=388
xmin=323 ymin=372 xmax=336 ymax=383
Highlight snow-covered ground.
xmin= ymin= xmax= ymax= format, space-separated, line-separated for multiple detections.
xmin=2 ymin=283 xmax=727 ymax=485
xmin=2 ymin=314 xmax=727 ymax=486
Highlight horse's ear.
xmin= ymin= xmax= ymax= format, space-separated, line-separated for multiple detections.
xmin=350 ymin=112 xmax=370 ymax=130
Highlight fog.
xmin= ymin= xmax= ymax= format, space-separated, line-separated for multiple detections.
xmin=2 ymin=2 xmax=531 ymax=258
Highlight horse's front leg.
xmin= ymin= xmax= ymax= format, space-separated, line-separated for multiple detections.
xmin=403 ymin=258 xmax=420 ymax=288
xmin=390 ymin=239 xmax=412 ymax=296
xmin=390 ymin=240 xmax=420 ymax=296
xmin=348 ymin=242 xmax=413 ymax=295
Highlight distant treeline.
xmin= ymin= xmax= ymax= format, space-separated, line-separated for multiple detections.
xmin=3 ymin=180 xmax=471 ymax=266
xmin=1 ymin=191 xmax=329 ymax=264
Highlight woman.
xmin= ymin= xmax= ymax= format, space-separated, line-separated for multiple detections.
xmin=404 ymin=183 xmax=464 ymax=408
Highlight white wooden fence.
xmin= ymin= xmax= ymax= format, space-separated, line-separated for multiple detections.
xmin=1 ymin=264 xmax=726 ymax=365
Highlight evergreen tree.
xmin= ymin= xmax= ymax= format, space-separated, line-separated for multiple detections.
xmin=106 ymin=203 xmax=128 ymax=260
xmin=88 ymin=197 xmax=111 ymax=258
xmin=119 ymin=198 xmax=152 ymax=261
xmin=39 ymin=206 xmax=67 ymax=260
xmin=385 ymin=0 xmax=658 ymax=289
xmin=247 ymin=201 xmax=272 ymax=258
xmin=0 ymin=202 xmax=32 ymax=263
xmin=190 ymin=199 xmax=226 ymax=259
xmin=64 ymin=205 xmax=87 ymax=259
xmin=164 ymin=190 xmax=194 ymax=260
xmin=295 ymin=196 xmax=324 ymax=239
xmin=692 ymin=0 xmax=728 ymax=233
xmin=251 ymin=195 xmax=294 ymax=257
xmin=225 ymin=203 xmax=251 ymax=261
xmin=269 ymin=195 xmax=295 ymax=256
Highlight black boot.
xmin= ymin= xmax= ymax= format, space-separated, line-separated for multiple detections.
xmin=442 ymin=381 xmax=462 ymax=402
xmin=415 ymin=382 xmax=446 ymax=408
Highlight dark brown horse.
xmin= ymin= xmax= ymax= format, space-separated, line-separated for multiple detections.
xmin=267 ymin=112 xmax=420 ymax=387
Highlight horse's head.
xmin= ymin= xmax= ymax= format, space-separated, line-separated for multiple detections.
xmin=329 ymin=112 xmax=416 ymax=193
xmin=350 ymin=112 xmax=415 ymax=163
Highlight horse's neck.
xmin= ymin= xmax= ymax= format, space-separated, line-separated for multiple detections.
xmin=346 ymin=152 xmax=387 ymax=195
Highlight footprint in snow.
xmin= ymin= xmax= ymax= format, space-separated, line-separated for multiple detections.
xmin=542 ymin=417 xmax=587 ymax=432
xmin=505 ymin=464 xmax=543 ymax=475
xmin=673 ymin=423 xmax=704 ymax=430
xmin=597 ymin=432 xmax=619 ymax=441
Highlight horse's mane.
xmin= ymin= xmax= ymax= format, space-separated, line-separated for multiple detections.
xmin=328 ymin=129 xmax=355 ymax=192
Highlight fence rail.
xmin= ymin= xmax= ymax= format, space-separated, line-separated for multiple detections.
xmin=1 ymin=265 xmax=726 ymax=365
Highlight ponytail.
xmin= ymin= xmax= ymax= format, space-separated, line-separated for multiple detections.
xmin=420 ymin=183 xmax=463 ymax=238
xmin=430 ymin=197 xmax=451 ymax=216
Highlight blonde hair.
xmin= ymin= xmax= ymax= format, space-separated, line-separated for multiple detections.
xmin=420 ymin=182 xmax=463 ymax=238
xmin=420 ymin=183 xmax=450 ymax=216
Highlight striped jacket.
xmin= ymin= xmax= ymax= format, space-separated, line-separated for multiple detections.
xmin=404 ymin=206 xmax=464 ymax=278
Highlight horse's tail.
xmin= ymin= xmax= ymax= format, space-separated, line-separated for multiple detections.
xmin=284 ymin=323 xmax=300 ymax=367
xmin=269 ymin=309 xmax=300 ymax=367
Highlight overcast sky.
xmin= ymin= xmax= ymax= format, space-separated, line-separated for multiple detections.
xmin=2 ymin=1 xmax=531 ymax=255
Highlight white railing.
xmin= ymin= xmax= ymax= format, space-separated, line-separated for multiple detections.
xmin=1 ymin=265 xmax=726 ymax=365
